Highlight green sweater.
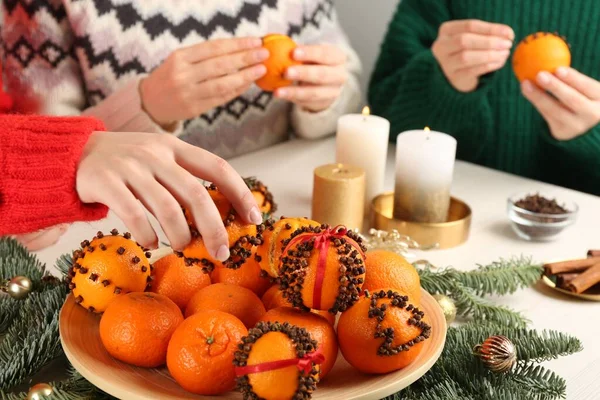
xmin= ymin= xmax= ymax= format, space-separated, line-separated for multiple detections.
xmin=369 ymin=0 xmax=600 ymax=195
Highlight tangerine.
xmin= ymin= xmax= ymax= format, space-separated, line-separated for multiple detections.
xmin=256 ymin=34 xmax=301 ymax=92
xmin=185 ymin=283 xmax=266 ymax=328
xmin=513 ymin=32 xmax=571 ymax=82
xmin=99 ymin=292 xmax=183 ymax=368
xmin=363 ymin=250 xmax=421 ymax=305
xmin=68 ymin=230 xmax=152 ymax=313
xmin=261 ymin=285 xmax=336 ymax=325
xmin=337 ymin=289 xmax=431 ymax=374
xmin=256 ymin=217 xmax=321 ymax=278
xmin=211 ymin=256 xmax=271 ymax=297
xmin=278 ymin=225 xmax=367 ymax=313
xmin=167 ymin=310 xmax=248 ymax=395
xmin=234 ymin=322 xmax=321 ymax=399
xmin=259 ymin=307 xmax=338 ymax=379
xmin=149 ymin=253 xmax=211 ymax=309
xmin=244 ymin=177 xmax=277 ymax=214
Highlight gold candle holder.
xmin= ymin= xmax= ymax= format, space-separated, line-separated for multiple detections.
xmin=371 ymin=192 xmax=472 ymax=249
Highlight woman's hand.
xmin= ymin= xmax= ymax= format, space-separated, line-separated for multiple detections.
xmin=14 ymin=225 xmax=69 ymax=251
xmin=522 ymin=67 xmax=600 ymax=141
xmin=275 ymin=44 xmax=348 ymax=112
xmin=76 ymin=132 xmax=262 ymax=260
xmin=140 ymin=37 xmax=268 ymax=128
xmin=432 ymin=19 xmax=514 ymax=92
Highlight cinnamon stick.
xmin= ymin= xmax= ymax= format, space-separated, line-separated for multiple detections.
xmin=566 ymin=264 xmax=600 ymax=293
xmin=544 ymin=257 xmax=600 ymax=275
xmin=555 ymin=272 xmax=580 ymax=289
xmin=588 ymin=250 xmax=600 ymax=258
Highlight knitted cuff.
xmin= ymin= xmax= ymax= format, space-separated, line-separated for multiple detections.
xmin=83 ymin=77 xmax=183 ymax=136
xmin=0 ymin=115 xmax=108 ymax=235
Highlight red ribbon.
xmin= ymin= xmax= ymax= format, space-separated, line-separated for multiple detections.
xmin=281 ymin=225 xmax=365 ymax=310
xmin=234 ymin=348 xmax=325 ymax=376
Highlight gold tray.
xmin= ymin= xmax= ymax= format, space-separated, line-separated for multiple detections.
xmin=371 ymin=192 xmax=471 ymax=249
xmin=541 ymin=275 xmax=600 ymax=302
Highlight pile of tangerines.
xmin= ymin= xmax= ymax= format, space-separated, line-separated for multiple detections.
xmin=66 ymin=179 xmax=431 ymax=399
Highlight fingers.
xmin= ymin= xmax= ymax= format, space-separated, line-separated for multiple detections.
xmin=285 ymin=65 xmax=347 ymax=86
xmin=536 ymin=71 xmax=593 ymax=114
xmin=275 ymin=85 xmax=341 ymax=106
xmin=172 ymin=141 xmax=262 ymax=227
xmin=439 ymin=20 xmax=514 ymax=39
xmin=96 ymin=175 xmax=159 ymax=249
xmin=181 ymin=37 xmax=263 ymax=63
xmin=127 ymin=176 xmax=192 ymax=252
xmin=191 ymin=48 xmax=269 ymax=82
xmin=195 ymin=64 xmax=266 ymax=98
xmin=555 ymin=67 xmax=600 ymax=101
xmin=293 ymin=45 xmax=347 ymax=66
xmin=440 ymin=33 xmax=513 ymax=54
xmin=446 ymin=49 xmax=510 ymax=71
xmin=16 ymin=225 xmax=68 ymax=251
xmin=455 ymin=60 xmax=506 ymax=77
xmin=521 ymin=80 xmax=576 ymax=124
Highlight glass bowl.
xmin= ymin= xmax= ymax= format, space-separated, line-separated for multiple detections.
xmin=506 ymin=193 xmax=578 ymax=241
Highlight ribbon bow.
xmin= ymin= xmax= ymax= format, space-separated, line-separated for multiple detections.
xmin=281 ymin=225 xmax=364 ymax=310
xmin=234 ymin=348 xmax=325 ymax=376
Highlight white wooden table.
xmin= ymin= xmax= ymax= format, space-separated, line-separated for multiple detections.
xmin=37 ymin=137 xmax=600 ymax=399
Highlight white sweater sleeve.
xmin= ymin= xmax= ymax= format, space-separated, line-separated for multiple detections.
xmin=291 ymin=0 xmax=363 ymax=140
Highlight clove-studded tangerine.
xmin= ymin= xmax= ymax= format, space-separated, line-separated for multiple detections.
xmin=67 ymin=230 xmax=152 ymax=313
xmin=512 ymin=32 xmax=571 ymax=83
xmin=234 ymin=321 xmax=323 ymax=400
xmin=337 ymin=289 xmax=431 ymax=374
xmin=256 ymin=217 xmax=321 ymax=278
xmin=276 ymin=224 xmax=367 ymax=314
xmin=244 ymin=176 xmax=277 ymax=215
xmin=179 ymin=184 xmax=265 ymax=271
xmin=255 ymin=34 xmax=301 ymax=92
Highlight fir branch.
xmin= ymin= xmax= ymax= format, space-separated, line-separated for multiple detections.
xmin=0 ymin=285 xmax=67 ymax=390
xmin=451 ymin=284 xmax=530 ymax=327
xmin=513 ymin=330 xmax=583 ymax=363
xmin=55 ymin=254 xmax=74 ymax=278
xmin=510 ymin=363 xmax=567 ymax=400
xmin=417 ymin=257 xmax=543 ymax=297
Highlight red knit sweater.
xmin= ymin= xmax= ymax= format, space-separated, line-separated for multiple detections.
xmin=0 ymin=114 xmax=109 ymax=235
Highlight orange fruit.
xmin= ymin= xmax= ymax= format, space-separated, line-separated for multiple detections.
xmin=278 ymin=225 xmax=367 ymax=313
xmin=234 ymin=322 xmax=320 ymax=399
xmin=244 ymin=177 xmax=277 ymax=214
xmin=185 ymin=283 xmax=266 ymax=328
xmin=337 ymin=289 xmax=431 ymax=374
xmin=167 ymin=310 xmax=247 ymax=395
xmin=259 ymin=307 xmax=338 ymax=379
xmin=68 ymin=230 xmax=152 ymax=313
xmin=211 ymin=256 xmax=271 ymax=297
xmin=261 ymin=285 xmax=336 ymax=325
xmin=184 ymin=185 xmax=232 ymax=223
xmin=256 ymin=34 xmax=301 ymax=92
xmin=99 ymin=292 xmax=183 ymax=367
xmin=513 ymin=32 xmax=571 ymax=82
xmin=256 ymin=217 xmax=321 ymax=278
xmin=149 ymin=253 xmax=211 ymax=309
xmin=363 ymin=250 xmax=422 ymax=305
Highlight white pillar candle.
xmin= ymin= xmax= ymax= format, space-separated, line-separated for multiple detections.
xmin=394 ymin=128 xmax=457 ymax=223
xmin=336 ymin=107 xmax=390 ymax=211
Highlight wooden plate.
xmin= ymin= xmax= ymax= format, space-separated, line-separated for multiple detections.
xmin=60 ymin=289 xmax=446 ymax=400
xmin=541 ymin=275 xmax=600 ymax=301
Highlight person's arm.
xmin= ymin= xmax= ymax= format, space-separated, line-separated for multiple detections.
xmin=1 ymin=0 xmax=177 ymax=134
xmin=0 ymin=115 xmax=108 ymax=236
xmin=368 ymin=0 xmax=496 ymax=157
xmin=289 ymin=0 xmax=362 ymax=139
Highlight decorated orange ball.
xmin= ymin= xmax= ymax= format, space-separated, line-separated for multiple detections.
xmin=256 ymin=34 xmax=301 ymax=92
xmin=512 ymin=32 xmax=571 ymax=82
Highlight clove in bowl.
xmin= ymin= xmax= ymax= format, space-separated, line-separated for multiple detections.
xmin=506 ymin=193 xmax=578 ymax=241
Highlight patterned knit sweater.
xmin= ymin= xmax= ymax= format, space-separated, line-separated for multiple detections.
xmin=369 ymin=0 xmax=600 ymax=195
xmin=1 ymin=0 xmax=361 ymax=159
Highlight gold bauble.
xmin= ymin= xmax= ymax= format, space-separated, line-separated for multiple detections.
xmin=473 ymin=335 xmax=517 ymax=373
xmin=432 ymin=294 xmax=457 ymax=324
xmin=4 ymin=276 xmax=32 ymax=299
xmin=26 ymin=383 xmax=53 ymax=400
